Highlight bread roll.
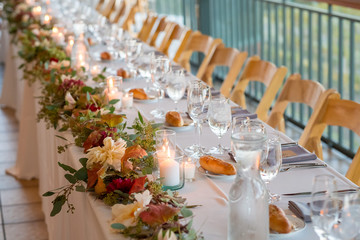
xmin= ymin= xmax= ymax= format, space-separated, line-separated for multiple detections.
xmin=165 ymin=111 xmax=184 ymax=127
xmin=87 ymin=37 xmax=94 ymax=46
xmin=117 ymin=68 xmax=130 ymax=78
xmin=199 ymin=156 xmax=236 ymax=175
xmin=100 ymin=51 xmax=111 ymax=60
xmin=129 ymin=88 xmax=148 ymax=100
xmin=269 ymin=204 xmax=292 ymax=233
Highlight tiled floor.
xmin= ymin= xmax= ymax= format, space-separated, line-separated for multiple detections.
xmin=0 ymin=63 xmax=49 ymax=239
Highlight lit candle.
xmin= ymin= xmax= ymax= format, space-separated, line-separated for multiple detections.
xmin=122 ymin=92 xmax=133 ymax=109
xmin=157 ymin=140 xmax=179 ymax=186
xmin=43 ymin=14 xmax=51 ymax=24
xmin=32 ymin=6 xmax=42 ymax=17
xmin=25 ymin=0 xmax=34 ymax=5
xmin=183 ymin=158 xmax=196 ymax=181
xmin=65 ymin=36 xmax=74 ymax=56
xmin=90 ymin=65 xmax=100 ymax=76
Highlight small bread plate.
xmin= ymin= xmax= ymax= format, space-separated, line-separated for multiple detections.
xmin=198 ymin=166 xmax=236 ymax=179
xmin=269 ymin=209 xmax=306 ymax=238
xmin=133 ymin=97 xmax=158 ymax=104
xmin=164 ymin=122 xmax=194 ymax=132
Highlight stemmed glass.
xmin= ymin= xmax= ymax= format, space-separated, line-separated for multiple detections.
xmin=186 ymin=80 xmax=211 ymax=157
xmin=311 ymin=174 xmax=339 ymax=240
xmin=125 ymin=39 xmax=142 ymax=76
xmin=150 ymin=57 xmax=171 ymax=119
xmin=259 ymin=135 xmax=282 ymax=202
xmin=166 ymin=70 xmax=187 ymax=111
xmin=207 ymin=96 xmax=232 ymax=154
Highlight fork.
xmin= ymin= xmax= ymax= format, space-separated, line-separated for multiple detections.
xmin=280 ymin=163 xmax=327 ymax=172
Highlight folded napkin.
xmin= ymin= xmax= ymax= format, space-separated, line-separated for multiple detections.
xmin=288 ymin=201 xmax=312 ymax=222
xmin=231 ymin=107 xmax=257 ymax=119
xmin=211 ymin=90 xmax=221 ymax=96
xmin=282 ymin=145 xmax=317 ymax=164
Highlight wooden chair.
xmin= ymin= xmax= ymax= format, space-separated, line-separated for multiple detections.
xmin=198 ymin=47 xmax=247 ymax=92
xmin=136 ymin=13 xmax=158 ymax=42
xmin=147 ymin=17 xmax=173 ymax=48
xmin=97 ymin=0 xmax=116 ymax=18
xmin=267 ymin=73 xmax=326 ymax=132
xmin=158 ymin=23 xmax=192 ymax=62
xmin=108 ymin=0 xmax=126 ymax=23
xmin=96 ymin=0 xmax=105 ymax=12
xmin=229 ymin=56 xmax=287 ymax=122
xmin=177 ymin=32 xmax=223 ymax=77
xmin=298 ymin=89 xmax=360 ymax=185
xmin=121 ymin=1 xmax=139 ymax=33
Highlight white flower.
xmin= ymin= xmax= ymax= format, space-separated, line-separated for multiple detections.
xmin=32 ymin=29 xmax=40 ymax=36
xmin=157 ymin=229 xmax=178 ymax=240
xmin=65 ymin=91 xmax=76 ymax=105
xmin=86 ymin=137 xmax=127 ymax=171
xmin=49 ymin=60 xmax=70 ymax=70
xmin=111 ymin=190 xmax=152 ymax=228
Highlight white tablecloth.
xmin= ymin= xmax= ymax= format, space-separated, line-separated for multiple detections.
xmin=2 ymin=27 xmax=357 ymax=240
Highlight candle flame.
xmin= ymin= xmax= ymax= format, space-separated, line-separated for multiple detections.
xmin=44 ymin=14 xmax=50 ymax=22
xmin=108 ymin=78 xmax=114 ymax=89
xmin=52 ymin=27 xmax=58 ymax=33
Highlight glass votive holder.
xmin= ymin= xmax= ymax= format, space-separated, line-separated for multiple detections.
xmin=106 ymin=76 xmax=123 ymax=110
xmin=154 ymin=150 xmax=185 ymax=191
xmin=155 ymin=129 xmax=176 ymax=155
xmin=182 ymin=157 xmax=196 ymax=182
xmin=90 ymin=64 xmax=101 ymax=77
xmin=122 ymin=92 xmax=133 ymax=109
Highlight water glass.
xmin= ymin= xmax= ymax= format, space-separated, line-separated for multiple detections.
xmin=311 ymin=175 xmax=338 ymax=239
xmin=260 ymin=135 xmax=282 ymax=202
xmin=166 ymin=70 xmax=187 ymax=111
xmin=208 ymin=97 xmax=232 ymax=154
xmin=150 ymin=57 xmax=171 ymax=119
xmin=185 ymin=80 xmax=211 ymax=157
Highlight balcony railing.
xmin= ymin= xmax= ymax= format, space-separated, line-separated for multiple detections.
xmin=149 ymin=0 xmax=360 ymax=158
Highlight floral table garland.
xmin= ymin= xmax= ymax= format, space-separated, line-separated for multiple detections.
xmin=1 ymin=1 xmax=202 ymax=239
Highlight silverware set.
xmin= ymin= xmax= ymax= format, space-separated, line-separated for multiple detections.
xmin=280 ymin=162 xmax=327 ymax=172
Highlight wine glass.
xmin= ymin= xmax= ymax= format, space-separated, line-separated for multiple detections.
xmin=311 ymin=174 xmax=339 ymax=240
xmin=150 ymin=57 xmax=171 ymax=119
xmin=208 ymin=96 xmax=232 ymax=154
xmin=125 ymin=39 xmax=142 ymax=76
xmin=185 ymin=80 xmax=211 ymax=157
xmin=103 ymin=24 xmax=118 ymax=52
xmin=259 ymin=135 xmax=282 ymax=202
xmin=166 ymin=70 xmax=186 ymax=111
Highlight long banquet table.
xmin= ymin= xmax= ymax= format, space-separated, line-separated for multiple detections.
xmin=1 ymin=21 xmax=358 ymax=240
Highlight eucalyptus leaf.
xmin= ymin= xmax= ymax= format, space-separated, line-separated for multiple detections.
xmin=75 ymin=185 xmax=86 ymax=192
xmin=181 ymin=207 xmax=193 ymax=218
xmin=55 ymin=135 xmax=68 ymax=141
xmin=42 ymin=191 xmax=55 ymax=197
xmin=111 ymin=223 xmax=126 ymax=230
xmin=65 ymin=174 xmax=77 ymax=184
xmin=50 ymin=195 xmax=66 ymax=217
xmin=79 ymin=158 xmax=88 ymax=168
xmin=74 ymin=167 xmax=87 ymax=181
xmin=109 ymin=99 xmax=120 ymax=105
xmin=58 ymin=162 xmax=76 ymax=173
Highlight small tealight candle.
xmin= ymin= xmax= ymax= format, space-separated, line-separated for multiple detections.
xmin=90 ymin=65 xmax=100 ymax=76
xmin=43 ymin=14 xmax=51 ymax=25
xmin=122 ymin=92 xmax=133 ymax=109
xmin=183 ymin=158 xmax=196 ymax=182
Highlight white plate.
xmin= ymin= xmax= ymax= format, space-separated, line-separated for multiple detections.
xmin=270 ymin=210 xmax=306 ymax=238
xmin=164 ymin=122 xmax=194 ymax=132
xmin=198 ymin=166 xmax=236 ymax=179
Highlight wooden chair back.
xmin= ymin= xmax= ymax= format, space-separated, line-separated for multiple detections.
xmin=148 ymin=17 xmax=172 ymax=47
xmin=137 ymin=13 xmax=158 ymax=42
xmin=298 ymin=89 xmax=360 ymax=185
xmin=230 ymin=56 xmax=287 ymax=122
xmin=158 ymin=23 xmax=192 ymax=62
xmin=177 ymin=32 xmax=223 ymax=76
xmin=96 ymin=0 xmax=105 ymax=12
xmin=121 ymin=1 xmax=139 ymax=32
xmin=198 ymin=47 xmax=247 ymax=92
xmin=267 ymin=73 xmax=326 ymax=132
xmin=98 ymin=0 xmax=116 ymax=18
xmin=108 ymin=0 xmax=126 ymax=23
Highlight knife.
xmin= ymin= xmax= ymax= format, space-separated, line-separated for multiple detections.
xmin=282 ymin=188 xmax=358 ymax=196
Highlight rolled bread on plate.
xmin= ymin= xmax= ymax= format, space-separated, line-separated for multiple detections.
xmin=269 ymin=204 xmax=292 ymax=234
xmin=199 ymin=155 xmax=236 ymax=175
xmin=165 ymin=111 xmax=184 ymax=127
xmin=129 ymin=88 xmax=148 ymax=100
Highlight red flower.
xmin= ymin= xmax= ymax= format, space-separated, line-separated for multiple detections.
xmin=86 ymin=104 xmax=100 ymax=112
xmin=49 ymin=58 xmax=59 ymax=63
xmin=106 ymin=178 xmax=134 ymax=193
xmin=58 ymin=79 xmax=84 ymax=92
